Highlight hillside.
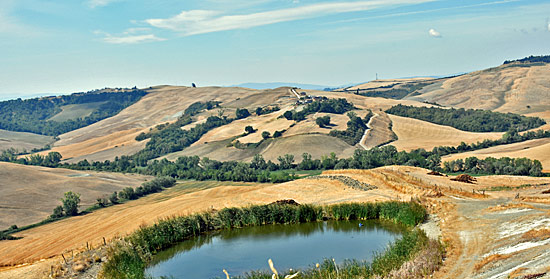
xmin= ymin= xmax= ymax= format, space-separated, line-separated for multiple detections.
xmin=387 ymin=115 xmax=504 ymax=151
xmin=0 ymin=162 xmax=149 ymax=229
xmin=407 ymin=63 xmax=550 ymax=118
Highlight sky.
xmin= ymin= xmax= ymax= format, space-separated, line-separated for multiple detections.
xmin=0 ymin=0 xmax=549 ymax=98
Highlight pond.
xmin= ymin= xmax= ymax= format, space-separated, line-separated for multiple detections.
xmin=146 ymin=220 xmax=403 ymax=279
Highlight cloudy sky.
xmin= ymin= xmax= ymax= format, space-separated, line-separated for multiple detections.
xmin=1 ymin=0 xmax=549 ymax=97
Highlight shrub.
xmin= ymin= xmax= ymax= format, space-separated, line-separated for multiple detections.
xmin=62 ymin=191 xmax=81 ymax=216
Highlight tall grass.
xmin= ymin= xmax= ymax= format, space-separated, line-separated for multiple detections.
xmin=100 ymin=201 xmax=429 ymax=279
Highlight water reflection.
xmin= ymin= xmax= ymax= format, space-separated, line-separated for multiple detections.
xmin=147 ymin=220 xmax=403 ymax=279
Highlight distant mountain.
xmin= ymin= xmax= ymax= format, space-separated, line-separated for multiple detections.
xmin=233 ymin=82 xmax=333 ymax=90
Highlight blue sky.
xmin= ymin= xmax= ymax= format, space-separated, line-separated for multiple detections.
xmin=0 ymin=0 xmax=549 ymax=97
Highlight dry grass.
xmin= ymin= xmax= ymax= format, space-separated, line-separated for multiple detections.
xmin=411 ymin=64 xmax=550 ymax=115
xmin=0 ymin=162 xmax=149 ymax=229
xmin=474 ymin=254 xmax=513 ymax=271
xmin=0 ymin=129 xmax=53 ymax=152
xmin=342 ymin=77 xmax=435 ymax=91
xmin=443 ymin=138 xmax=550 ymax=172
xmin=363 ymin=110 xmax=396 ymax=149
xmin=388 ymin=115 xmax=503 ymax=151
xmin=521 ymin=228 xmax=550 ymax=241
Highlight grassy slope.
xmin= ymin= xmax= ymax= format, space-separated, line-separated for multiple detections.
xmin=0 ymin=162 xmax=149 ymax=229
xmin=47 ymin=101 xmax=107 ymax=122
xmin=0 ymin=129 xmax=53 ymax=152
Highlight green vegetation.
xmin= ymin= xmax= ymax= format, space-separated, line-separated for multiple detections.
xmin=386 ymin=104 xmax=545 ymax=132
xmin=504 ymin=55 xmax=550 ymax=64
xmin=443 ymin=156 xmax=544 ymax=176
xmin=61 ymin=191 xmax=81 ymax=216
xmin=255 ymin=106 xmax=280 ymax=115
xmin=315 ymin=115 xmax=331 ymax=127
xmin=236 ymin=108 xmax=251 ymax=119
xmin=0 ymin=89 xmax=147 ymax=136
xmin=355 ymin=82 xmax=431 ymax=100
xmin=184 ymin=101 xmax=220 ymax=116
xmin=101 ymin=201 xmax=434 ymax=279
xmin=431 ymin=129 xmax=550 ymax=157
xmin=329 ymin=110 xmax=373 ymax=145
xmin=284 ymin=98 xmax=354 ymax=121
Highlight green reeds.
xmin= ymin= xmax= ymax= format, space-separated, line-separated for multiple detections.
xmin=100 ymin=201 xmax=429 ymax=279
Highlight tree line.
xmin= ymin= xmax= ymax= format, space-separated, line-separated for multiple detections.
xmin=386 ymin=104 xmax=545 ymax=132
xmin=329 ymin=110 xmax=373 ymax=145
xmin=0 ymin=90 xmax=147 ymax=136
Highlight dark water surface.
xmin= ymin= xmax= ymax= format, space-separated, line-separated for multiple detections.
xmin=146 ymin=220 xmax=402 ymax=279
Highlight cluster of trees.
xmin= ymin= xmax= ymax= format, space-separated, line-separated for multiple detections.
xmin=356 ymin=82 xmax=430 ymax=100
xmin=0 ymin=150 xmax=62 ymax=167
xmin=0 ymin=90 xmax=147 ymax=136
xmin=443 ymin=157 xmax=543 ymax=176
xmin=283 ymin=98 xmax=354 ymax=121
xmin=142 ymin=156 xmax=295 ymax=183
xmin=255 ymin=106 xmax=280 ymax=115
xmin=50 ymin=191 xmax=81 ymax=219
xmin=101 ymin=177 xmax=176 ymax=206
xmin=431 ymin=129 xmax=550 ymax=157
xmin=184 ymin=101 xmax=220 ymax=116
xmin=315 ymin=116 xmax=331 ymax=127
xmin=236 ymin=108 xmax=251 ymax=119
xmin=504 ymin=55 xmax=550 ymax=64
xmin=329 ymin=111 xmax=373 ymax=145
xmin=386 ymin=104 xmax=545 ymax=132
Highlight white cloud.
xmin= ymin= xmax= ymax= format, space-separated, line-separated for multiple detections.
xmin=428 ymin=28 xmax=441 ymax=37
xmin=94 ymin=30 xmax=165 ymax=44
xmin=547 ymin=19 xmax=550 ymax=31
xmin=145 ymin=0 xmax=435 ymax=36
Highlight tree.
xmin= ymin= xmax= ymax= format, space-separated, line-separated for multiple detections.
xmin=236 ymin=108 xmax=251 ymax=119
xmin=50 ymin=205 xmax=64 ymax=219
xmin=261 ymin=131 xmax=271 ymax=139
xmin=316 ymin=116 xmax=331 ymax=127
xmin=283 ymin=111 xmax=293 ymax=120
xmin=277 ymin=154 xmax=295 ymax=169
xmin=256 ymin=107 xmax=263 ymax=115
xmin=62 ymin=191 xmax=81 ymax=216
xmin=273 ymin=130 xmax=283 ymax=138
xmin=245 ymin=125 xmax=255 ymax=134
xmin=109 ymin=192 xmax=119 ymax=204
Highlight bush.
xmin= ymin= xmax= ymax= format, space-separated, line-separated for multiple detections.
xmin=261 ymin=131 xmax=270 ymax=139
xmin=236 ymin=108 xmax=251 ymax=119
xmin=62 ymin=191 xmax=81 ymax=216
xmin=50 ymin=205 xmax=64 ymax=219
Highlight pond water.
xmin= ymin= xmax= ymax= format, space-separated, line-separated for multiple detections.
xmin=146 ymin=220 xmax=403 ymax=279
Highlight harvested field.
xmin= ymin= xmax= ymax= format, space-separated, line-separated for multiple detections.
xmin=0 ymin=162 xmax=149 ymax=229
xmin=0 ymin=130 xmax=53 ymax=152
xmin=193 ymin=108 xmax=293 ymax=145
xmin=443 ymin=138 xmax=550 ymax=172
xmin=47 ymin=102 xmax=106 ymax=122
xmin=283 ymin=112 xmax=351 ymax=138
xmin=387 ymin=115 xmax=503 ymax=151
xmin=338 ymin=78 xmax=435 ymax=91
xmin=363 ymin=110 xmax=395 ymax=149
xmin=408 ymin=64 xmax=550 ymax=115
